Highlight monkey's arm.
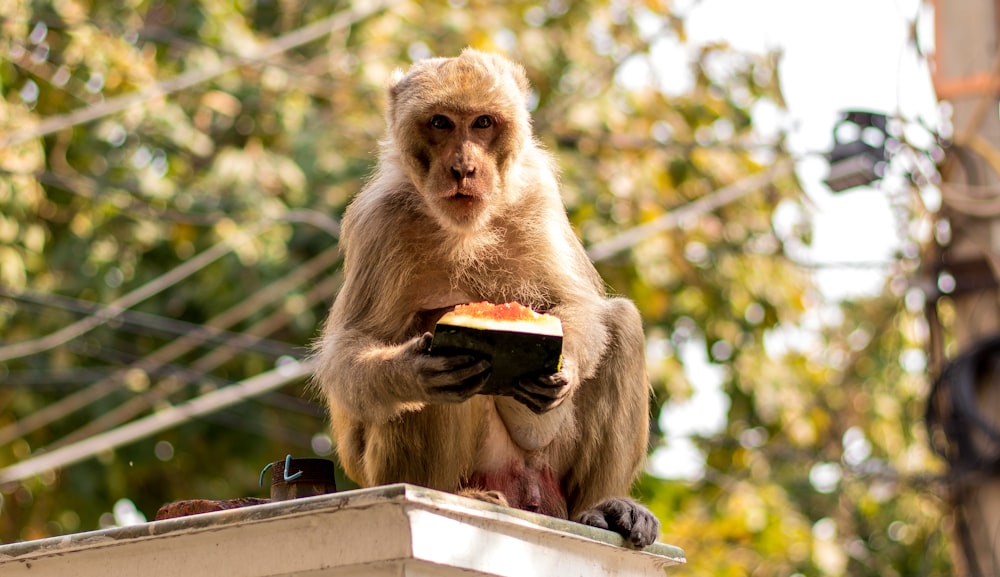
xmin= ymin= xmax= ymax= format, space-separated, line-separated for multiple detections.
xmin=314 ymin=294 xmax=492 ymax=423
xmin=509 ymin=220 xmax=615 ymax=413
xmin=511 ymin=296 xmax=610 ymax=413
xmin=313 ymin=188 xmax=496 ymax=422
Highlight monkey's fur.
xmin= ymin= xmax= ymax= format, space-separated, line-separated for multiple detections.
xmin=313 ymin=49 xmax=660 ymax=547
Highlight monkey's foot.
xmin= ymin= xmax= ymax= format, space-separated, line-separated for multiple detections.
xmin=154 ymin=497 xmax=270 ymax=520
xmin=574 ymin=497 xmax=660 ymax=548
xmin=457 ymin=488 xmax=510 ymax=507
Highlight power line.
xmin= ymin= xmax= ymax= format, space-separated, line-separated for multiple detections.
xmin=0 ymin=244 xmax=341 ymax=446
xmin=2 ymin=367 xmax=164 ymax=389
xmin=25 ymin=169 xmax=224 ymax=226
xmin=0 ymin=225 xmax=256 ymax=362
xmin=254 ymin=391 xmax=326 ymax=419
xmin=49 ymin=270 xmax=342 ymax=448
xmin=0 ymin=1 xmax=393 ymax=149
xmin=0 ymin=359 xmax=314 ymax=484
xmin=12 ymin=169 xmax=344 ymax=232
xmin=0 ymin=210 xmax=339 ymax=364
xmin=21 ymin=13 xmax=343 ymax=98
xmin=586 ymin=158 xmax=796 ymax=262
xmin=204 ymin=405 xmax=315 ymax=448
xmin=0 ymin=285 xmax=302 ymax=358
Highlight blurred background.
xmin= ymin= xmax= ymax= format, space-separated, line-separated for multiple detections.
xmin=1 ymin=0 xmax=992 ymax=575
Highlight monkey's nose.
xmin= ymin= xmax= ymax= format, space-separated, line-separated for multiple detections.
xmin=451 ymin=165 xmax=476 ymax=183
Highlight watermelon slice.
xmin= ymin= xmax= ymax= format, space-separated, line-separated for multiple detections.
xmin=430 ymin=301 xmax=563 ymax=396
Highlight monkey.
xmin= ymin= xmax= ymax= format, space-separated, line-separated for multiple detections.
xmin=312 ymin=48 xmax=660 ymax=548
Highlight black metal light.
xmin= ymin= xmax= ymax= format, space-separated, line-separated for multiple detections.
xmin=823 ymin=110 xmax=890 ymax=193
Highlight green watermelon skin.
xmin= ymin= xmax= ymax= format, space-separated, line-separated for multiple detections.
xmin=430 ymin=324 xmax=563 ymax=396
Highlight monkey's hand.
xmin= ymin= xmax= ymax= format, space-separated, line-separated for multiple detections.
xmin=574 ymin=497 xmax=661 ymax=549
xmin=410 ymin=332 xmax=492 ymax=403
xmin=513 ymin=370 xmax=572 ymax=414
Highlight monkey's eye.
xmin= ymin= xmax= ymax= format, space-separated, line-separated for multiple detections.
xmin=430 ymin=115 xmax=454 ymax=130
xmin=472 ymin=115 xmax=493 ymax=129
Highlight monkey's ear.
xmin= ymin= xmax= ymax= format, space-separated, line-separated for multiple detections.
xmin=509 ymin=61 xmax=531 ymax=100
xmin=385 ymin=68 xmax=407 ymax=128
xmin=484 ymin=50 xmax=531 ymax=100
xmin=387 ymin=68 xmax=406 ymax=100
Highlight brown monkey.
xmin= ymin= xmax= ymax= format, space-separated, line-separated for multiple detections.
xmin=312 ymin=49 xmax=660 ymax=547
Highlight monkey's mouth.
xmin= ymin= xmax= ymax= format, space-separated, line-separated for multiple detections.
xmin=438 ymin=192 xmax=486 ymax=223
xmin=442 ymin=190 xmax=484 ymax=205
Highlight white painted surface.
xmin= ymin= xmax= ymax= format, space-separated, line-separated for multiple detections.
xmin=0 ymin=485 xmax=684 ymax=577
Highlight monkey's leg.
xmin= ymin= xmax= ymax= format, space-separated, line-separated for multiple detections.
xmin=335 ymin=399 xmax=486 ymax=492
xmin=562 ymin=297 xmax=661 ymax=548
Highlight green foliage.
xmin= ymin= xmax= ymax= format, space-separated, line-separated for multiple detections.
xmin=0 ymin=1 xmax=950 ymax=574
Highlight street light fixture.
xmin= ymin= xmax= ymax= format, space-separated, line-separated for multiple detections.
xmin=823 ymin=110 xmax=891 ymax=193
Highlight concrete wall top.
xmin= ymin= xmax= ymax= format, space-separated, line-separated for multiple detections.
xmin=0 ymin=484 xmax=685 ymax=577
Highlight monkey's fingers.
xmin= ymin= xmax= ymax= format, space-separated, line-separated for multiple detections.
xmin=511 ymin=387 xmax=567 ymax=414
xmin=511 ymin=391 xmax=547 ymax=414
xmin=427 ymin=367 xmax=492 ymax=403
xmin=513 ymin=372 xmax=571 ymax=413
xmin=420 ymin=355 xmax=490 ymax=381
xmin=414 ymin=332 xmax=434 ymax=353
xmin=420 ymin=352 xmax=486 ymax=372
xmin=534 ymin=372 xmax=569 ymax=389
xmin=418 ymin=352 xmax=491 ymax=401
xmin=517 ymin=371 xmax=570 ymax=394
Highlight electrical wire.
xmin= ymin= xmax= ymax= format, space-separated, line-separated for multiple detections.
xmin=48 ymin=270 xmax=342 ymax=448
xmin=925 ymin=332 xmax=1000 ymax=577
xmin=940 ymin=183 xmax=1000 ymax=218
xmin=0 ymin=285 xmax=301 ymax=358
xmin=1 ymin=367 xmax=115 ymax=389
xmin=22 ymin=11 xmax=344 ymax=98
xmin=0 ymin=1 xmax=394 ymax=149
xmin=0 ymin=244 xmax=341 ymax=446
xmin=2 ymin=367 xmax=169 ymax=390
xmin=964 ymin=135 xmax=1000 ymax=183
xmin=0 ymin=359 xmax=314 ymax=484
xmin=586 ymin=158 xmax=795 ymax=262
xmin=0 ymin=223 xmax=255 ymax=363
xmin=0 ymin=210 xmax=339 ymax=364
xmin=254 ymin=392 xmax=326 ymax=419
xmin=25 ymin=169 xmax=225 ymax=226
xmin=133 ymin=25 xmax=343 ymax=98
xmin=3 ymin=167 xmax=343 ymax=237
xmin=202 ymin=406 xmax=315 ymax=448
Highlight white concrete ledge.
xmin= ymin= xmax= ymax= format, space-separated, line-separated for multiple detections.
xmin=0 ymin=484 xmax=685 ymax=576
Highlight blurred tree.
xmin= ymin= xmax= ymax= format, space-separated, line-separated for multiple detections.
xmin=0 ymin=0 xmax=950 ymax=575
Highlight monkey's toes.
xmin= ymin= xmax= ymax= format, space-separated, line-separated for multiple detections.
xmin=457 ymin=488 xmax=510 ymax=507
xmin=575 ymin=498 xmax=661 ymax=549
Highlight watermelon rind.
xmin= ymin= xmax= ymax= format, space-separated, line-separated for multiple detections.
xmin=430 ymin=323 xmax=563 ymax=396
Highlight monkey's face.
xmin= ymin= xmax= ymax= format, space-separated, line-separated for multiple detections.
xmin=386 ymin=50 xmax=533 ymax=232
xmin=411 ymin=110 xmax=502 ymax=228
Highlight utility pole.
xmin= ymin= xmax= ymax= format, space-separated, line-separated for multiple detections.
xmin=928 ymin=0 xmax=1000 ymax=575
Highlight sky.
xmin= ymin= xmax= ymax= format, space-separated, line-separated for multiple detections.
xmin=647 ymin=0 xmax=940 ymax=480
